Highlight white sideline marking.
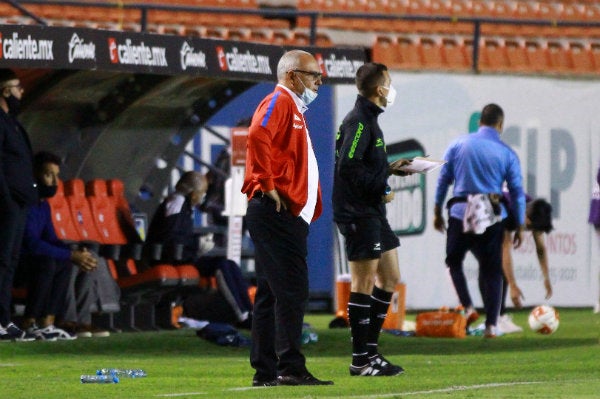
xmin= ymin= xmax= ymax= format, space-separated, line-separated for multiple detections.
xmin=320 ymin=381 xmax=543 ymax=398
xmin=156 ymin=381 xmax=544 ymax=398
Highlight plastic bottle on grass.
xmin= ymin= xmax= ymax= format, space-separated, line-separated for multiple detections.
xmin=81 ymin=375 xmax=119 ymax=384
xmin=96 ymin=368 xmax=147 ymax=378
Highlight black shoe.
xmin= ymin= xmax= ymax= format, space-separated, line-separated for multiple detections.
xmin=1 ymin=322 xmax=35 ymax=342
xmin=252 ymin=378 xmax=277 ymax=387
xmin=369 ymin=353 xmax=404 ymax=376
xmin=350 ymin=355 xmax=404 ymax=377
xmin=277 ymin=372 xmax=334 ymax=386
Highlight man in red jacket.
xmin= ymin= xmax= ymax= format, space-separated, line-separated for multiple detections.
xmin=242 ymin=49 xmax=332 ymax=387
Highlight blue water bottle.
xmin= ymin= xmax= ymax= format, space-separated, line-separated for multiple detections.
xmin=81 ymin=374 xmax=119 ymax=383
xmin=96 ymin=368 xmax=147 ymax=378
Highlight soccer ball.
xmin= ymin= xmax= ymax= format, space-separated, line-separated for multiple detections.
xmin=528 ymin=305 xmax=559 ymax=335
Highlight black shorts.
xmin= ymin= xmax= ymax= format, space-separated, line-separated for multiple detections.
xmin=337 ymin=217 xmax=400 ymax=261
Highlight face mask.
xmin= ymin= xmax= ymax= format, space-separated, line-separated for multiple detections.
xmin=382 ymin=85 xmax=397 ymax=108
xmin=38 ymin=184 xmax=58 ymax=199
xmin=5 ymin=94 xmax=21 ymax=116
xmin=296 ymin=75 xmax=318 ymax=105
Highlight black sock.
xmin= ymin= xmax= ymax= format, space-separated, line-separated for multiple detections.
xmin=367 ymin=286 xmax=393 ymax=356
xmin=348 ymin=292 xmax=371 ymax=367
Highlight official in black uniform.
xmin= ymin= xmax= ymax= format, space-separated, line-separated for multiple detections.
xmin=333 ymin=62 xmax=412 ymax=376
xmin=0 ymin=69 xmax=38 ymax=341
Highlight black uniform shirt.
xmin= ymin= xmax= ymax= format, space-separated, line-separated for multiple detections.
xmin=333 ymin=95 xmax=390 ymax=222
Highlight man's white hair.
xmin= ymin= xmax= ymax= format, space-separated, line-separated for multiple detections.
xmin=276 ymin=50 xmax=312 ymax=80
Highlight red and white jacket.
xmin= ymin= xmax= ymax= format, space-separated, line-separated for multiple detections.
xmin=241 ymin=85 xmax=322 ymax=223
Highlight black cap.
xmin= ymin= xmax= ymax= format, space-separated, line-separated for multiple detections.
xmin=0 ymin=69 xmax=18 ymax=86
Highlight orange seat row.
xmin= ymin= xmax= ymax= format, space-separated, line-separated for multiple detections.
xmin=372 ymin=34 xmax=600 ymax=75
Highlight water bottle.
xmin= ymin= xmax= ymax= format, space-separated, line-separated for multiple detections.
xmin=96 ymin=368 xmax=147 ymax=378
xmin=81 ymin=374 xmax=119 ymax=384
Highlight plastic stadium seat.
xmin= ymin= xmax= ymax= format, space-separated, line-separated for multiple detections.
xmin=287 ymin=31 xmax=332 ymax=46
xmin=109 ymin=257 xmax=180 ymax=331
xmin=271 ymin=30 xmax=293 ymax=45
xmin=372 ymin=36 xmax=401 ymax=69
xmin=478 ymin=37 xmax=509 ymax=72
xmin=591 ymin=42 xmax=600 ymax=71
xmin=47 ymin=180 xmax=82 ymax=244
xmin=568 ymin=41 xmax=595 ymax=73
xmin=441 ymin=36 xmax=471 ymax=70
xmin=396 ymin=35 xmax=423 ymax=69
xmin=419 ymin=36 xmax=445 ymax=69
xmin=524 ymin=39 xmax=549 ymax=72
xmin=63 ymin=179 xmax=104 ymax=245
xmin=247 ymin=28 xmax=274 ymax=43
xmin=504 ymin=38 xmax=529 ymax=72
xmin=546 ymin=40 xmax=573 ymax=73
xmin=85 ymin=179 xmax=129 ymax=247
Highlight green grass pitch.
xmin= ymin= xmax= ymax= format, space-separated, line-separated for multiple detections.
xmin=1 ymin=308 xmax=599 ymax=399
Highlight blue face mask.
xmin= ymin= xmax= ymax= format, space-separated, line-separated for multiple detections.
xmin=297 ymin=75 xmax=318 ymax=105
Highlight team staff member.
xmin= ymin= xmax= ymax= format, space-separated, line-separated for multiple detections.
xmin=0 ymin=69 xmax=38 ymax=342
xmin=333 ymin=62 xmax=411 ymax=377
xmin=242 ymin=50 xmax=332 ymax=387
xmin=433 ymin=103 xmax=526 ymax=338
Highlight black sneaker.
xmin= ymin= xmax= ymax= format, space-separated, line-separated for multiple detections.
xmin=2 ymin=322 xmax=36 ymax=342
xmin=252 ymin=378 xmax=277 ymax=387
xmin=369 ymin=353 xmax=404 ymax=376
xmin=277 ymin=372 xmax=334 ymax=386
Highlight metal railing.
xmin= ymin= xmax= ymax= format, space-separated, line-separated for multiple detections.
xmin=4 ymin=0 xmax=600 ymax=71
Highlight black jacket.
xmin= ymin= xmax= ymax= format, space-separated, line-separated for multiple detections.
xmin=333 ymin=95 xmax=390 ymax=222
xmin=145 ymin=193 xmax=198 ymax=264
xmin=0 ymin=109 xmax=37 ymax=208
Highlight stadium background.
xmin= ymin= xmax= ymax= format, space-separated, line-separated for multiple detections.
xmin=1 ymin=0 xmax=599 ymax=314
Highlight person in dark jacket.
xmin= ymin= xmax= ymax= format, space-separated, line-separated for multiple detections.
xmin=0 ymin=69 xmax=38 ymax=342
xmin=19 ymin=151 xmax=101 ymax=340
xmin=145 ymin=171 xmax=253 ymax=326
xmin=333 ymin=62 xmax=412 ymax=377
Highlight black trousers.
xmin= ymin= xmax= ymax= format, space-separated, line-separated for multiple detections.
xmin=23 ymin=256 xmax=71 ymax=321
xmin=0 ymin=199 xmax=28 ymax=326
xmin=246 ymin=196 xmax=309 ymax=379
xmin=445 ymin=217 xmax=504 ymax=327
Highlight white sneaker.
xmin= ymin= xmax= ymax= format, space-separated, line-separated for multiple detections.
xmin=497 ymin=314 xmax=523 ymax=334
xmin=33 ymin=325 xmax=77 ymax=341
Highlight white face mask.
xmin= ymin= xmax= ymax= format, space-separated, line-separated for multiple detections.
xmin=382 ymin=85 xmax=397 ymax=108
xmin=297 ymin=75 xmax=318 ymax=105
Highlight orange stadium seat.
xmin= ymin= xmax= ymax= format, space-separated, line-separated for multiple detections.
xmin=524 ymin=39 xmax=549 ymax=72
xmin=47 ymin=180 xmax=82 ymax=244
xmin=478 ymin=37 xmax=509 ymax=72
xmin=372 ymin=36 xmax=401 ymax=69
xmin=63 ymin=179 xmax=104 ymax=245
xmin=590 ymin=42 xmax=600 ymax=71
xmin=419 ymin=36 xmax=445 ymax=69
xmin=396 ymin=35 xmax=423 ymax=69
xmin=247 ymin=28 xmax=273 ymax=43
xmin=568 ymin=40 xmax=595 ymax=73
xmin=546 ymin=40 xmax=573 ymax=73
xmin=441 ymin=36 xmax=471 ymax=70
xmin=86 ymin=179 xmax=129 ymax=247
xmin=271 ymin=29 xmax=293 ymax=45
xmin=504 ymin=38 xmax=529 ymax=72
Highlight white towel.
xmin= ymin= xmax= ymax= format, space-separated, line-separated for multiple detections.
xmin=463 ymin=194 xmax=501 ymax=234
